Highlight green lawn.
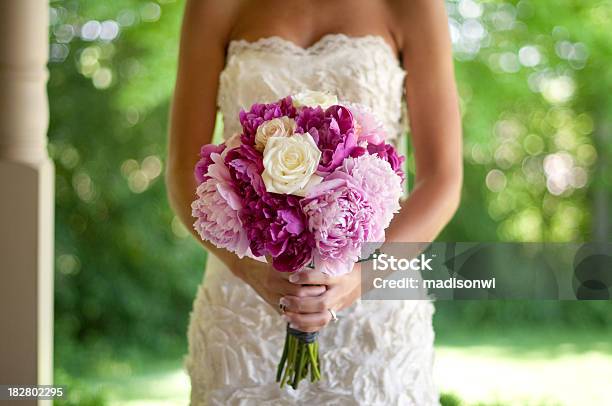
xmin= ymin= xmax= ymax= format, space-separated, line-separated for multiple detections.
xmin=435 ymin=328 xmax=612 ymax=406
xmin=55 ymin=328 xmax=612 ymax=406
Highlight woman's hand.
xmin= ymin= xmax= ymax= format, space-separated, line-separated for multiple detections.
xmin=279 ymin=264 xmax=362 ymax=333
xmin=229 ymin=256 xmax=327 ymax=313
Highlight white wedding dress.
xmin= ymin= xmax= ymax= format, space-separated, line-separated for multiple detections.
xmin=185 ymin=34 xmax=439 ymax=406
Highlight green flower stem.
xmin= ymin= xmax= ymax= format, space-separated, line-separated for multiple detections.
xmin=292 ymin=343 xmax=305 ymax=389
xmin=280 ymin=335 xmax=297 ymax=388
xmin=276 ymin=329 xmax=322 ymax=389
xmin=276 ymin=332 xmax=289 ymax=382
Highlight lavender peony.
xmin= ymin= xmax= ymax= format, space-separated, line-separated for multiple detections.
xmin=301 ymin=171 xmax=376 ymax=276
xmin=191 ymin=151 xmax=250 ymax=257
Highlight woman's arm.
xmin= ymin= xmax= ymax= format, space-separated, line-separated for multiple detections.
xmin=166 ymin=0 xmax=239 ymax=268
xmin=386 ymin=0 xmax=463 ymax=243
xmin=167 ymin=1 xmax=323 ymax=309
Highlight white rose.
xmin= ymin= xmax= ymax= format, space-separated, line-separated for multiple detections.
xmin=292 ymin=90 xmax=338 ymax=109
xmin=254 ymin=117 xmax=296 ymax=152
xmin=262 ymin=133 xmax=323 ymax=196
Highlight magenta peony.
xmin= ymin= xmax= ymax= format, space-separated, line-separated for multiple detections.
xmin=295 ymin=105 xmax=326 ymax=143
xmin=296 ymin=105 xmax=358 ymax=175
xmin=301 ymin=171 xmax=376 ymax=276
xmin=239 ymin=97 xmax=297 ymax=146
xmin=191 ymin=151 xmax=250 ymax=257
xmin=225 ymin=144 xmax=314 ymax=272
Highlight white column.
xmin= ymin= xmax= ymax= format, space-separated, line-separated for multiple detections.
xmin=0 ymin=1 xmax=54 ymax=404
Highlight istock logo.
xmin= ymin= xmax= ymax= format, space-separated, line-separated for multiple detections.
xmin=372 ymin=253 xmax=434 ymax=272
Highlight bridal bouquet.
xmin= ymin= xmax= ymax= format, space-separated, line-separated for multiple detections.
xmin=191 ymin=90 xmax=404 ymax=389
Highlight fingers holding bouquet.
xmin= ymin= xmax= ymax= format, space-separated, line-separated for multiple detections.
xmin=280 ymin=263 xmax=362 ymax=332
xmin=236 ymin=257 xmax=326 ymax=313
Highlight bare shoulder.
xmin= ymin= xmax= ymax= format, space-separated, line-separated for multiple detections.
xmin=385 ymin=0 xmax=451 ymax=53
xmin=172 ymin=0 xmax=246 ymax=145
xmin=180 ymin=0 xmax=244 ymax=49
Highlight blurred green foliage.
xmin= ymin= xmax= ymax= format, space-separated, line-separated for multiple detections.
xmin=54 ymin=369 xmax=107 ymax=406
xmin=48 ymin=0 xmax=611 ymax=383
xmin=49 ymin=0 xmax=202 ymax=363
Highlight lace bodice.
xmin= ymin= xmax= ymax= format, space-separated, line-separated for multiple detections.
xmin=217 ymin=34 xmax=407 ymax=140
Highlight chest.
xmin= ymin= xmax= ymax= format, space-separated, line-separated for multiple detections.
xmin=230 ymin=0 xmax=393 ymax=48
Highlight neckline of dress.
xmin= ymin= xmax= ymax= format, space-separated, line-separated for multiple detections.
xmin=227 ymin=33 xmax=402 ymax=63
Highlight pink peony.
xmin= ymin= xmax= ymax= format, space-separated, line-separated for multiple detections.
xmin=367 ymin=143 xmax=405 ymax=180
xmin=191 ymin=151 xmax=250 ymax=258
xmin=348 ymin=104 xmax=387 ymax=145
xmin=350 ymin=142 xmax=405 ymax=182
xmin=338 ymin=154 xmax=403 ymax=240
xmin=301 ymin=171 xmax=376 ymax=276
xmin=194 ymin=143 xmax=226 ymax=184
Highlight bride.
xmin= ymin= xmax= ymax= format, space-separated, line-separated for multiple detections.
xmin=167 ymin=0 xmax=462 ymax=404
